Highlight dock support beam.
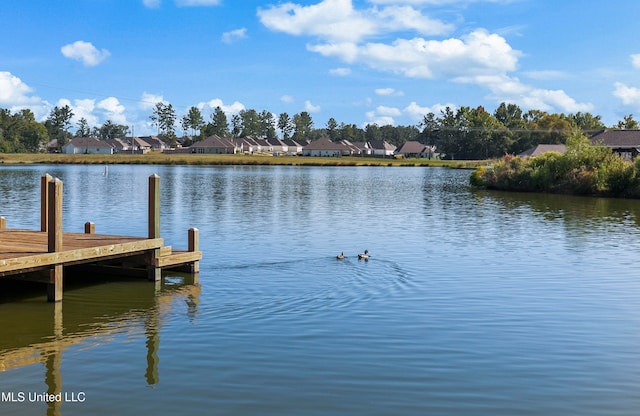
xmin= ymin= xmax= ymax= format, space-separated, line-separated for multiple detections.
xmin=47 ymin=178 xmax=63 ymax=302
xmin=147 ymin=174 xmax=161 ymax=282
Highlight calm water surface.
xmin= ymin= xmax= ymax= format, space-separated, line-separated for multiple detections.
xmin=1 ymin=164 xmax=640 ymax=415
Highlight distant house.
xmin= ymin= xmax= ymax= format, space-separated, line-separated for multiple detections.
xmin=62 ymin=137 xmax=114 ymax=155
xmin=282 ymin=139 xmax=304 ymax=155
xmin=189 ymin=135 xmax=235 ymax=154
xmin=590 ymin=129 xmax=640 ymax=159
xmin=302 ymin=137 xmax=352 ymax=157
xmin=350 ymin=142 xmax=371 ymax=156
xmin=517 ymin=144 xmax=567 ymax=158
xmin=139 ymin=136 xmax=167 ymax=151
xmin=368 ymin=140 xmax=396 ymax=157
xmin=396 ymin=141 xmax=435 ymax=158
xmin=105 ymin=138 xmax=129 ymax=153
xmin=266 ymin=137 xmax=288 ymax=154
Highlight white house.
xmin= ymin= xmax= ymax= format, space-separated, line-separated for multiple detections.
xmin=63 ymin=137 xmax=114 ymax=154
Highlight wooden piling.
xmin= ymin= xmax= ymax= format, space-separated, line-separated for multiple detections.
xmin=148 ymin=174 xmax=160 ymax=239
xmin=188 ymin=228 xmax=200 ymax=273
xmin=0 ymin=217 xmax=5 ymax=230
xmin=47 ymin=178 xmax=63 ymax=302
xmin=147 ymin=174 xmax=161 ymax=282
xmin=84 ymin=221 xmax=95 ymax=234
xmin=41 ymin=174 xmax=53 ymax=232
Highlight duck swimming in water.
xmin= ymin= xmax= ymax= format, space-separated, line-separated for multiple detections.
xmin=357 ymin=250 xmax=369 ymax=260
xmin=336 ymin=251 xmax=345 ymax=259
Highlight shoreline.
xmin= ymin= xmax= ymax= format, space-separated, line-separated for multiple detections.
xmin=0 ymin=153 xmax=484 ymax=169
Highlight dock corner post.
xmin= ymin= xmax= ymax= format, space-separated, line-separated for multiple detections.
xmin=84 ymin=221 xmax=95 ymax=234
xmin=148 ymin=174 xmax=160 ymax=239
xmin=41 ymin=174 xmax=53 ymax=232
xmin=188 ymin=227 xmax=200 ymax=274
xmin=0 ymin=216 xmax=5 ymax=230
xmin=47 ymin=178 xmax=63 ymax=302
xmin=147 ymin=174 xmax=162 ymax=282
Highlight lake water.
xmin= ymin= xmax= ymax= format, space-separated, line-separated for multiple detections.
xmin=1 ymin=164 xmax=640 ymax=416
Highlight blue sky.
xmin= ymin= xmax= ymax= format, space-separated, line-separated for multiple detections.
xmin=2 ymin=0 xmax=640 ymax=136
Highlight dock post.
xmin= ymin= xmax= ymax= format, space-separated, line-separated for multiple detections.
xmin=147 ymin=174 xmax=161 ymax=282
xmin=188 ymin=227 xmax=200 ymax=274
xmin=47 ymin=178 xmax=63 ymax=302
xmin=148 ymin=174 xmax=160 ymax=239
xmin=41 ymin=174 xmax=53 ymax=232
xmin=84 ymin=221 xmax=95 ymax=234
xmin=0 ymin=216 xmax=5 ymax=230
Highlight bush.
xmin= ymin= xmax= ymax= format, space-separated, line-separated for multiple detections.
xmin=470 ymin=133 xmax=640 ymax=198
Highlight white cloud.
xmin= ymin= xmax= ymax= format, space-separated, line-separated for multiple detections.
xmin=140 ymin=92 xmax=166 ymax=110
xmin=221 ymin=28 xmax=247 ymax=44
xmin=258 ymin=0 xmax=452 ymax=44
xmin=613 ymin=82 xmax=640 ymax=106
xmin=375 ymin=88 xmax=404 ymax=96
xmin=365 ymin=111 xmax=395 ymax=126
xmin=61 ymin=41 xmax=111 ymax=67
xmin=197 ymin=98 xmax=245 ymax=115
xmin=310 ymin=30 xmax=520 ymax=79
xmin=404 ymin=101 xmax=457 ymax=121
xmin=0 ymin=71 xmax=41 ymax=106
xmin=280 ymin=95 xmax=295 ymax=103
xmin=631 ymin=54 xmax=640 ymax=70
xmin=97 ymin=97 xmax=127 ymax=125
xmin=56 ymin=98 xmax=100 ymax=128
xmin=304 ymin=100 xmax=321 ymax=113
xmin=329 ymin=67 xmax=351 ymax=76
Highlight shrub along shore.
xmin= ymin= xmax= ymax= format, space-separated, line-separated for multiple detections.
xmin=0 ymin=152 xmax=484 ymax=168
xmin=471 ymin=133 xmax=640 ymax=198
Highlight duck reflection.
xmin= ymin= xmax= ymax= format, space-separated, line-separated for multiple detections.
xmin=0 ymin=272 xmax=200 ymax=416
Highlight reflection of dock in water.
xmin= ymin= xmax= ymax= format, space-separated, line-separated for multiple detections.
xmin=0 ymin=174 xmax=202 ymax=302
xmin=0 ymin=273 xmax=201 ymax=415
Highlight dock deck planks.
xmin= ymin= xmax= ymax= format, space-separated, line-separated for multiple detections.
xmin=0 ymin=174 xmax=201 ymax=301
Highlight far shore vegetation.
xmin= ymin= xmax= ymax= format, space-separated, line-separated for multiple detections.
xmin=471 ymin=133 xmax=640 ymax=198
xmin=0 ymin=152 xmax=484 ymax=168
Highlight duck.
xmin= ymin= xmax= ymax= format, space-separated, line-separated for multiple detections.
xmin=357 ymin=250 xmax=369 ymax=260
xmin=336 ymin=251 xmax=345 ymax=259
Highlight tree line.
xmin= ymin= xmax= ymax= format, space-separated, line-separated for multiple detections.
xmin=1 ymin=101 xmax=638 ymax=159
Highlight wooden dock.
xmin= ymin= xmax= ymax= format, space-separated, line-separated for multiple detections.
xmin=0 ymin=174 xmax=201 ymax=302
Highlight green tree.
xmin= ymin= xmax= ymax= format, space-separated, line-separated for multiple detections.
xmin=97 ymin=120 xmax=128 ymax=140
xmin=292 ymin=112 xmax=313 ymax=141
xmin=75 ymin=117 xmax=91 ymax=137
xmin=207 ymin=106 xmax=230 ymax=137
xmin=615 ymin=114 xmax=639 ymax=130
xmin=150 ymin=102 xmax=177 ymax=143
xmin=258 ymin=110 xmax=276 ymax=137
xmin=181 ymin=106 xmax=205 ymax=137
xmin=278 ymin=112 xmax=294 ymax=140
xmin=326 ymin=118 xmax=339 ymax=140
xmin=45 ymin=105 xmax=74 ymax=148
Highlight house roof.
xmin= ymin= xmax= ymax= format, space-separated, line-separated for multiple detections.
xmin=282 ymin=139 xmax=303 ymax=147
xmin=190 ymin=135 xmax=235 ymax=149
xmin=590 ymin=129 xmax=640 ymax=148
xmin=66 ymin=137 xmax=114 ymax=149
xmin=517 ymin=144 xmax=567 ymax=157
xmin=303 ymin=137 xmax=350 ymax=151
xmin=368 ymin=140 xmax=396 ymax=151
xmin=397 ymin=141 xmax=428 ymax=154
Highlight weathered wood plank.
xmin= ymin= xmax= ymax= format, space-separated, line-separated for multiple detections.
xmin=154 ymin=250 xmax=203 ymax=268
xmin=0 ymin=238 xmax=164 ymax=275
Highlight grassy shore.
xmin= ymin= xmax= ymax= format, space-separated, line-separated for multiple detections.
xmin=0 ymin=152 xmax=484 ymax=168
